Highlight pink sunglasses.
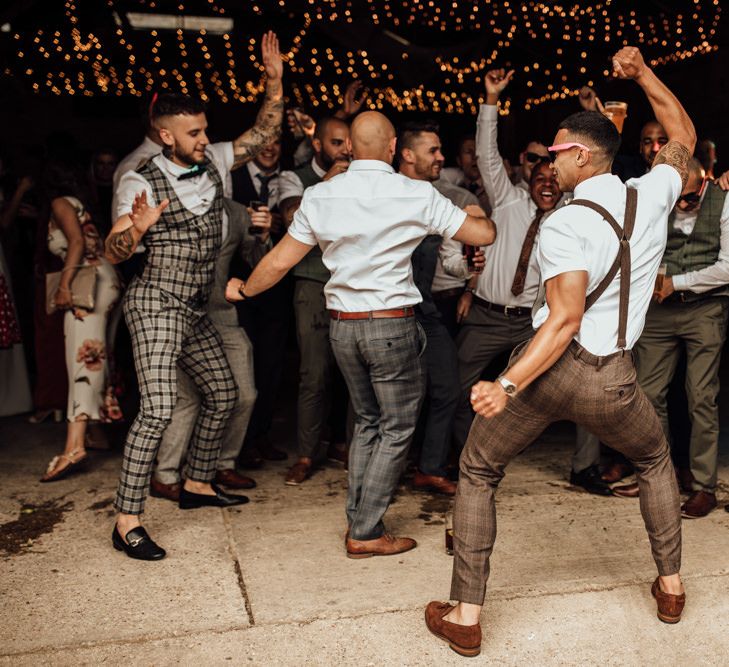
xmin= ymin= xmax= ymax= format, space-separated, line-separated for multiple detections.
xmin=547 ymin=142 xmax=591 ymax=162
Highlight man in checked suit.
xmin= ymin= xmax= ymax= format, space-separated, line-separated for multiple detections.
xmin=105 ymin=32 xmax=284 ymax=561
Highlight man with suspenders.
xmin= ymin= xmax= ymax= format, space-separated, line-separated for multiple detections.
xmin=425 ymin=47 xmax=696 ymax=656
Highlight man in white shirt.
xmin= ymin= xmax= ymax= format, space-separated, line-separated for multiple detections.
xmin=105 ymin=32 xmax=284 ymax=561
xmin=227 ymin=111 xmax=495 ymax=559
xmin=426 ymin=47 xmax=696 ymax=657
xmin=613 ymin=159 xmax=729 ymax=517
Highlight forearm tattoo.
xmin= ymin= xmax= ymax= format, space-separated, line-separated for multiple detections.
xmin=106 ymin=228 xmax=136 ymax=263
xmin=233 ymin=79 xmax=284 ymax=167
xmin=653 ymin=140 xmax=691 ymax=188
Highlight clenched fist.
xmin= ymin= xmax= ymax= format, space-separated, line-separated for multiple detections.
xmin=612 ymin=46 xmax=648 ymax=80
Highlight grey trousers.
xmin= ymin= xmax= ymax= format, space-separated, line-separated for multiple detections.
xmin=330 ymin=316 xmax=426 ymax=541
xmin=455 ymin=303 xmax=600 ymax=472
xmin=156 ymin=323 xmax=257 ymax=485
xmin=635 ymin=297 xmax=729 ymax=491
xmin=451 ymin=341 xmax=681 ymax=605
xmin=294 ymin=279 xmax=335 ymax=460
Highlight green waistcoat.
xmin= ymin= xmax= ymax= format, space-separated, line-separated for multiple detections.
xmin=291 ymin=162 xmax=330 ymax=284
xmin=663 ymin=183 xmax=729 ymax=300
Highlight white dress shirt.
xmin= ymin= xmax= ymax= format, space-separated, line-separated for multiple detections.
xmin=288 ymin=160 xmax=467 ymax=312
xmin=115 ymin=142 xmax=234 ymax=240
xmin=474 ymin=104 xmax=544 ymax=308
xmin=670 ymin=189 xmax=729 ymax=293
xmin=278 ymin=158 xmax=327 ymax=202
xmin=533 ymin=166 xmax=683 ymax=356
xmin=245 ymin=160 xmax=281 ymax=208
xmin=111 ymin=136 xmax=162 ymax=223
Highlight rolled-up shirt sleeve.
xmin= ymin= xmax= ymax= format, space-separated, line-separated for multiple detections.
xmin=538 ymin=218 xmax=588 ymax=282
xmin=114 ymin=171 xmax=154 ymax=221
xmin=426 ymin=186 xmax=468 ymax=239
xmin=287 ymin=191 xmax=318 ymax=246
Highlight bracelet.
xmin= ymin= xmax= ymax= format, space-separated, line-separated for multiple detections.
xmin=237 ymin=283 xmax=248 ymax=300
xmin=58 ymin=286 xmax=72 ymax=293
xmin=464 ymin=287 xmax=475 ymax=294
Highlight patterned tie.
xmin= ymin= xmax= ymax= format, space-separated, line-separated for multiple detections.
xmin=255 ymin=172 xmax=274 ymax=205
xmin=510 ymin=208 xmax=545 ymax=297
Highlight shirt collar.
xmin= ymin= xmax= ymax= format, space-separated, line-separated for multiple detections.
xmin=247 ymin=160 xmax=280 ymax=180
xmin=347 ymin=159 xmax=395 ymax=174
xmin=158 ymin=151 xmax=202 ymax=178
xmin=572 ymin=172 xmax=620 ymax=199
xmin=311 ymin=157 xmax=328 ymax=179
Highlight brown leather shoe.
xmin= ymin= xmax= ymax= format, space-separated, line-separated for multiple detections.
xmin=215 ymin=469 xmax=256 ymax=490
xmin=413 ymin=470 xmax=457 ymax=496
xmin=285 ymin=461 xmax=311 ymax=486
xmin=651 ymin=578 xmax=685 ymax=624
xmin=150 ymin=477 xmax=181 ymax=502
xmin=601 ymin=461 xmax=633 ymax=483
xmin=612 ymin=481 xmax=640 ymax=498
xmin=681 ymin=490 xmax=717 ymax=518
xmin=424 ymin=601 xmax=481 ymax=657
xmin=346 ymin=533 xmax=417 ymax=559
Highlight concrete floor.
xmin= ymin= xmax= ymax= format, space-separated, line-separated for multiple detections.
xmin=1 ymin=414 xmax=729 ymax=666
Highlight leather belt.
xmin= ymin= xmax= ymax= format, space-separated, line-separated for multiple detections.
xmin=473 ymin=295 xmax=531 ymax=318
xmin=329 ymin=307 xmax=415 ymax=320
xmin=432 ymin=287 xmax=465 ymax=301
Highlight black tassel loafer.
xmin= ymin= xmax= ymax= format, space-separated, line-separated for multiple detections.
xmin=112 ymin=526 xmax=167 ymax=561
xmin=178 ymin=483 xmax=250 ymax=510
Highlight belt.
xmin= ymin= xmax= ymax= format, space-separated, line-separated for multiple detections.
xmin=664 ymin=291 xmax=728 ymax=304
xmin=473 ymin=295 xmax=531 ymax=318
xmin=569 ymin=340 xmax=632 ymax=367
xmin=329 ymin=307 xmax=415 ymax=320
xmin=432 ymin=287 xmax=465 ymax=301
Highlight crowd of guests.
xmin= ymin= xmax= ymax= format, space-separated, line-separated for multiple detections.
xmin=1 ymin=41 xmax=729 ymax=541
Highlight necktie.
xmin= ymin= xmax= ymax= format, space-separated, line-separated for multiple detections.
xmin=177 ymin=164 xmax=207 ymax=181
xmin=256 ymin=173 xmax=274 ymax=205
xmin=510 ymin=209 xmax=545 ymax=297
xmin=466 ymin=181 xmax=480 ymax=194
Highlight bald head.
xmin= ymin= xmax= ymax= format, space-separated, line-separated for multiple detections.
xmin=349 ymin=111 xmax=397 ymax=162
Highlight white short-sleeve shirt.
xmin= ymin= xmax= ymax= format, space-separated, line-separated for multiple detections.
xmin=532 ymin=165 xmax=683 ymax=356
xmin=287 ymin=159 xmax=467 ymax=312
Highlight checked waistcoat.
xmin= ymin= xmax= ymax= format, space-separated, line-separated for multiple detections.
xmin=136 ymin=158 xmax=224 ymax=306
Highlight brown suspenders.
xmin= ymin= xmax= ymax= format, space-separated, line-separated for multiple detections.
xmin=568 ymin=187 xmax=638 ymax=349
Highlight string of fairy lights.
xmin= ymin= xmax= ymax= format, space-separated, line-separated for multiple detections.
xmin=5 ymin=0 xmax=723 ymax=115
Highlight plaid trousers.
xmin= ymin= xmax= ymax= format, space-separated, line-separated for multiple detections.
xmin=450 ymin=339 xmax=682 ymax=605
xmin=330 ymin=316 xmax=426 ymax=541
xmin=115 ymin=281 xmax=238 ymax=515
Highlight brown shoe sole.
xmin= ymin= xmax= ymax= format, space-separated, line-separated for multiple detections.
xmin=424 ymin=611 xmax=481 ymax=657
xmin=651 ymin=586 xmax=682 ymax=624
xmin=346 ymin=542 xmax=417 ymax=559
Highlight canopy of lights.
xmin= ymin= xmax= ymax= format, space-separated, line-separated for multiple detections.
xmin=2 ymin=0 xmax=723 ymax=115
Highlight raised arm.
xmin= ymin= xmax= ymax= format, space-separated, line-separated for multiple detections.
xmin=477 ymin=68 xmax=519 ymax=208
xmin=105 ymin=191 xmax=168 ymax=264
xmin=612 ymin=47 xmax=696 ymax=186
xmin=231 ymin=31 xmax=284 ymax=169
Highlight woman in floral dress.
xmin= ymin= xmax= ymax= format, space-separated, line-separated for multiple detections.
xmin=41 ymin=192 xmax=122 ymax=481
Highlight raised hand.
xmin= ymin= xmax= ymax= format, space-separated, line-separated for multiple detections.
xmin=484 ymin=68 xmax=515 ymax=97
xmin=287 ymin=107 xmax=316 ymax=139
xmin=261 ymin=30 xmax=283 ymax=81
xmin=716 ymin=169 xmax=729 ymax=191
xmin=578 ymin=86 xmax=605 ymax=113
xmin=340 ymin=81 xmax=368 ymax=118
xmin=129 ymin=191 xmax=169 ymax=233
xmin=612 ymin=46 xmax=647 ymax=80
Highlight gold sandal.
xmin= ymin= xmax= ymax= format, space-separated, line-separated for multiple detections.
xmin=40 ymin=448 xmax=88 ymax=483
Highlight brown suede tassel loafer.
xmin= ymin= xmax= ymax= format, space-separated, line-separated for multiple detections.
xmin=424 ymin=601 xmax=482 ymax=657
xmin=651 ymin=578 xmax=685 ymax=624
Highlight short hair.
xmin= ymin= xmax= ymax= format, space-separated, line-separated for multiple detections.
xmin=558 ymin=111 xmax=621 ymax=162
xmin=687 ymin=157 xmax=705 ymax=182
xmin=313 ymin=116 xmax=349 ymax=141
xmin=150 ymin=93 xmax=206 ymax=122
xmin=456 ymin=133 xmax=475 ymax=154
xmin=396 ymin=121 xmax=440 ymax=158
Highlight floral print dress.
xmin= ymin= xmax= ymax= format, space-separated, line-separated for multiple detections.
xmin=47 ymin=196 xmax=123 ymax=422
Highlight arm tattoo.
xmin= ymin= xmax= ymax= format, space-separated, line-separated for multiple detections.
xmin=653 ymin=140 xmax=691 ymax=189
xmin=232 ymin=79 xmax=284 ymax=168
xmin=106 ymin=228 xmax=136 ymax=263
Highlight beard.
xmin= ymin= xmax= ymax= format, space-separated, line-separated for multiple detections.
xmin=166 ymin=145 xmax=205 ymax=166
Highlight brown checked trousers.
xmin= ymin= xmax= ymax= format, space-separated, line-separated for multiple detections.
xmin=450 ymin=188 xmax=682 ymax=605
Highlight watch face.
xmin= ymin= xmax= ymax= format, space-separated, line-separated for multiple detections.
xmin=499 ymin=377 xmax=517 ymax=395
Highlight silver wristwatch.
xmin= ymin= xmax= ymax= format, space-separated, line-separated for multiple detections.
xmin=497 ymin=376 xmax=518 ymax=396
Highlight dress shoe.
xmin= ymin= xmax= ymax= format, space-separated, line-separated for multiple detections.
xmin=346 ymin=533 xmax=417 ymax=559
xmin=569 ymin=465 xmax=612 ymax=496
xmin=215 ymin=469 xmax=256 ymax=490
xmin=651 ymin=578 xmax=685 ymax=624
xmin=285 ymin=461 xmax=311 ymax=486
xmin=424 ymin=601 xmax=481 ymax=657
xmin=612 ymin=481 xmax=640 ymax=498
xmin=412 ymin=470 xmax=457 ymax=496
xmin=178 ymin=483 xmax=249 ymax=509
xmin=601 ymin=461 xmax=633 ymax=483
xmin=112 ymin=526 xmax=166 ymax=561
xmin=150 ymin=476 xmax=181 ymax=502
xmin=681 ymin=490 xmax=717 ymax=518
xmin=675 ymin=467 xmax=694 ymax=494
